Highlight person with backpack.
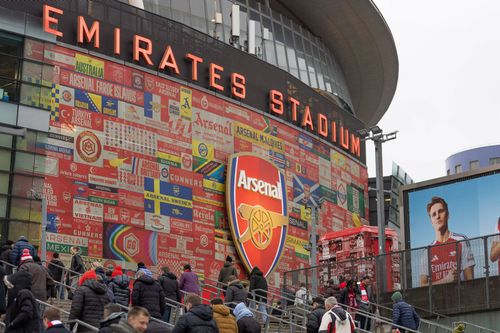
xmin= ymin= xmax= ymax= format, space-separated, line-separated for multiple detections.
xmin=132 ymin=268 xmax=165 ymax=319
xmin=391 ymin=292 xmax=420 ymax=333
xmin=318 ymin=296 xmax=355 ymax=333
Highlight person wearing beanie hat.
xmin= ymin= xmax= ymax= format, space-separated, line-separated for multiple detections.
xmin=69 ymin=269 xmax=111 ymax=332
xmin=132 ymin=268 xmax=166 ymax=319
xmin=109 ymin=265 xmax=131 ymax=307
xmin=391 ymin=291 xmax=420 ymax=333
xmin=218 ymin=255 xmax=237 ymax=294
xmin=18 ymin=248 xmax=53 ymax=301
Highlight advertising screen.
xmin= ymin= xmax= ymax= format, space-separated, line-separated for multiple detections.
xmin=405 ymin=168 xmax=500 ymax=287
xmin=30 ymin=37 xmax=369 ymax=283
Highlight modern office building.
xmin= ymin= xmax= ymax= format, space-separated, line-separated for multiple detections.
xmin=446 ymin=144 xmax=500 ymax=175
xmin=0 ymin=0 xmax=397 ymax=283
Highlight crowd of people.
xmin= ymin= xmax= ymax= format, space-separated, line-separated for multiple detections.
xmin=0 ymin=238 xmax=424 ymax=333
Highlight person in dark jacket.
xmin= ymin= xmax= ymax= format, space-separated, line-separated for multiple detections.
xmin=1 ymin=240 xmax=14 ymax=274
xmin=217 ymin=256 xmax=237 ymax=293
xmin=98 ymin=303 xmax=126 ymax=333
xmin=306 ymin=297 xmax=326 ymax=333
xmin=158 ymin=266 xmax=181 ymax=323
xmin=225 ymin=275 xmax=248 ymax=308
xmin=4 ymin=270 xmax=41 ymax=333
xmin=171 ymin=294 xmax=218 ymax=333
xmin=132 ymin=268 xmax=165 ymax=319
xmin=233 ymin=302 xmax=261 ymax=333
xmin=18 ymin=249 xmax=53 ymax=301
xmin=69 ymin=270 xmax=111 ymax=332
xmin=48 ymin=252 xmax=65 ymax=299
xmin=9 ymin=236 xmax=36 ymax=267
xmin=108 ymin=266 xmax=130 ymax=306
xmin=42 ymin=307 xmax=71 ymax=333
xmin=179 ymin=264 xmax=200 ymax=295
xmin=249 ymin=266 xmax=267 ymax=323
xmin=68 ymin=246 xmax=85 ymax=300
xmin=391 ymin=292 xmax=420 ymax=333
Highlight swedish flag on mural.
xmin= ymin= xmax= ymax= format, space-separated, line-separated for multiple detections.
xmin=144 ymin=177 xmax=193 ymax=221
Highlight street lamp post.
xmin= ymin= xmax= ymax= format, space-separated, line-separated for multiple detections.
xmin=358 ymin=126 xmax=397 ymax=301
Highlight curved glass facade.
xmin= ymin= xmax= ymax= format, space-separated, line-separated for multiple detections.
xmin=139 ymin=0 xmax=353 ymax=110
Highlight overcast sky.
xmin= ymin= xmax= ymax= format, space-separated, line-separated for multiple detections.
xmin=365 ymin=1 xmax=500 ymax=182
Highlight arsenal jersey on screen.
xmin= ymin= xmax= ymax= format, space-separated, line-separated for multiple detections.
xmin=421 ymin=232 xmax=475 ymax=282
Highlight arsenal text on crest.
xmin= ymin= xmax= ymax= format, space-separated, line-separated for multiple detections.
xmin=237 ymin=170 xmax=282 ymax=200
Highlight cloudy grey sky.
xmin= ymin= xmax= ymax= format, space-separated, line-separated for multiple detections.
xmin=365 ymin=1 xmax=500 ymax=182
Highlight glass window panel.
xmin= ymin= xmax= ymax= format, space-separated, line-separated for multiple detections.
xmin=294 ymin=34 xmax=304 ymax=52
xmin=286 ymin=47 xmax=298 ymax=77
xmin=221 ymin=0 xmax=232 ymax=44
xmin=248 ymin=0 xmax=259 ymax=10
xmin=297 ymin=55 xmax=309 ymax=85
xmin=239 ymin=6 xmax=248 ymax=49
xmin=0 ymin=196 xmax=6 ymax=218
xmin=0 ymin=150 xmax=11 ymax=171
xmin=14 ymin=152 xmax=35 ymax=175
xmin=0 ymin=78 xmax=19 ymax=102
xmin=273 ymin=21 xmax=284 ymax=42
xmin=0 ymin=55 xmax=20 ymax=80
xmin=0 ymin=101 xmax=17 ymax=125
xmin=275 ymin=43 xmax=287 ymax=71
xmin=171 ymin=0 xmax=191 ymax=26
xmin=20 ymin=83 xmax=41 ymax=108
xmin=35 ymin=132 xmax=48 ymax=155
xmin=22 ymin=61 xmax=42 ymax=85
xmin=307 ymin=65 xmax=317 ymax=88
xmin=10 ymin=198 xmax=31 ymax=220
xmin=0 ymin=134 xmax=12 ymax=149
xmin=41 ymin=65 xmax=54 ymax=87
xmin=0 ymin=173 xmax=9 ymax=194
xmin=16 ymin=130 xmax=37 ymax=152
xmin=0 ymin=31 xmax=23 ymax=57
xmin=11 ymin=175 xmax=34 ymax=198
xmin=190 ymin=0 xmax=208 ymax=33
xmin=8 ymin=220 xmax=41 ymax=248
xmin=262 ymin=17 xmax=275 ymax=65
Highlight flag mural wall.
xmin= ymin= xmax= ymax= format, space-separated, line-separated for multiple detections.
xmin=30 ymin=37 xmax=369 ymax=283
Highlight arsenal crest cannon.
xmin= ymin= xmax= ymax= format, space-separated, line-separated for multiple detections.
xmin=238 ymin=203 xmax=288 ymax=250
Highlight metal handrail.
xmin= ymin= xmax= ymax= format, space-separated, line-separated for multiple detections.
xmin=36 ymin=299 xmax=99 ymax=332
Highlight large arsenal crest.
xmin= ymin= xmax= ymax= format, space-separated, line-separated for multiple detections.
xmin=227 ymin=153 xmax=288 ymax=278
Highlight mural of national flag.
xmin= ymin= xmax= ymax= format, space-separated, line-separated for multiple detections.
xmin=144 ymin=92 xmax=168 ymax=122
xmin=293 ymin=174 xmax=320 ymax=207
xmin=144 ymin=177 xmax=193 ymax=221
xmin=75 ymin=89 xmax=102 ymax=113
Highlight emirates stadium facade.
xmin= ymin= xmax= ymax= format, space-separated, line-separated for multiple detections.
xmin=0 ymin=0 xmax=397 ymax=284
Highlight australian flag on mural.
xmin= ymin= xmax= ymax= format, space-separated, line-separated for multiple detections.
xmin=293 ymin=174 xmax=321 ymax=206
xmin=144 ymin=177 xmax=193 ymax=221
